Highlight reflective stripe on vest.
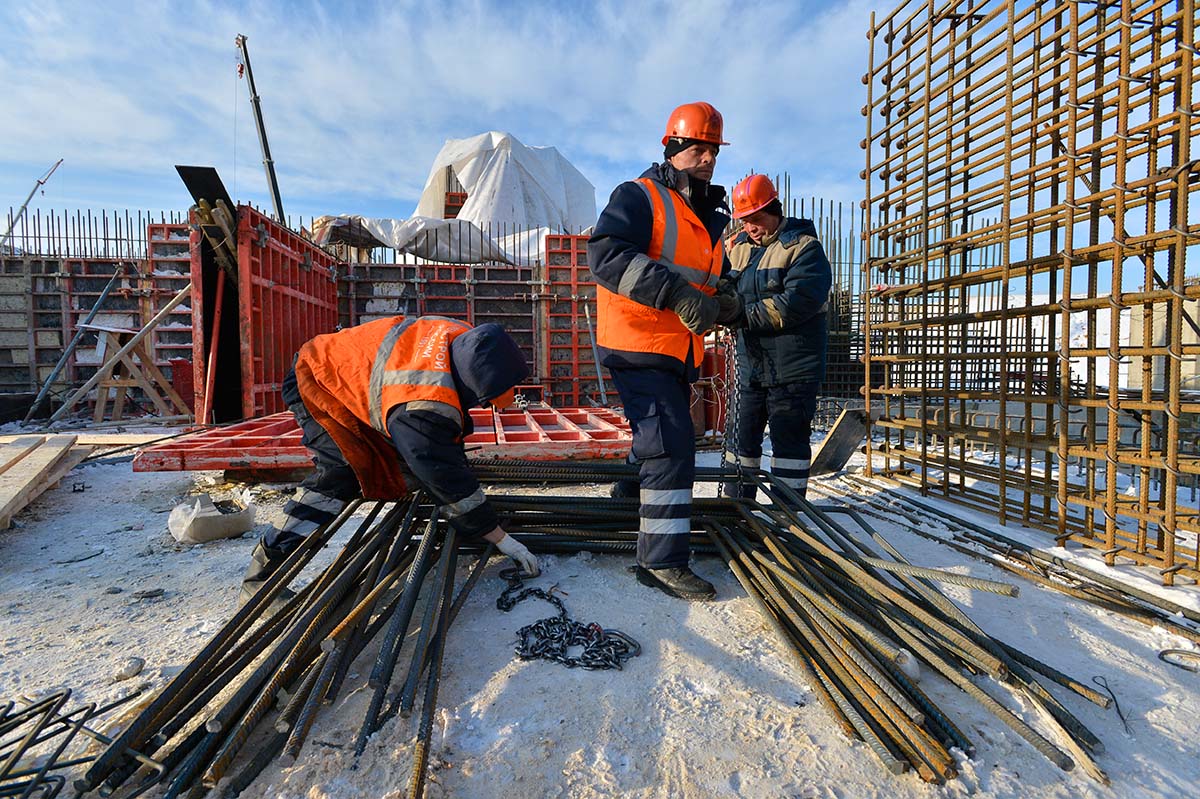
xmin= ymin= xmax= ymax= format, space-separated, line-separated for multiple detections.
xmin=595 ymin=178 xmax=724 ymax=366
xmin=367 ymin=315 xmax=470 ymax=433
xmin=635 ymin=180 xmax=721 ymax=290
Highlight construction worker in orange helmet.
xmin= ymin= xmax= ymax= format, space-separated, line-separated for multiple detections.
xmin=586 ymin=102 xmax=743 ymax=601
xmin=721 ymin=173 xmax=832 ymax=502
xmin=240 ymin=318 xmax=539 ymax=608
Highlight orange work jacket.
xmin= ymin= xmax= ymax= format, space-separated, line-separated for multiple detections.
xmin=596 ymin=177 xmax=724 ymax=367
xmin=294 ymin=315 xmax=472 ymax=499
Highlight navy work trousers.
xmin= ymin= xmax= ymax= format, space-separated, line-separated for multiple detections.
xmin=608 ymin=366 xmax=696 ymax=569
xmin=264 ymin=370 xmax=361 ymax=550
xmin=724 ymin=380 xmax=818 ymax=500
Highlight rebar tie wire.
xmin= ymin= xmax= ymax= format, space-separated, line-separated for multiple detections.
xmin=1090 ymin=676 xmax=1132 ymax=735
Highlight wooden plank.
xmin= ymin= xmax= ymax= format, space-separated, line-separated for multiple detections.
xmin=0 ymin=435 xmax=78 ymax=529
xmin=0 ymin=436 xmax=48 ymax=477
xmin=0 ymin=433 xmax=171 ymax=446
xmin=810 ymin=407 xmax=877 ymax=477
xmin=27 ymin=445 xmax=94 ymax=498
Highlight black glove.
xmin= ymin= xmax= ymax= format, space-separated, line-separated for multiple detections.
xmin=667 ymin=282 xmax=719 ymax=335
xmin=715 ymin=289 xmax=743 ymax=326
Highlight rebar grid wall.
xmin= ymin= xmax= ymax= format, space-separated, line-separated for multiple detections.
xmin=863 ymin=0 xmax=1200 ymax=583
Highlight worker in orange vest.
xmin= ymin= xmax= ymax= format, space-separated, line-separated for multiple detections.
xmin=588 ymin=102 xmax=742 ymax=601
xmin=721 ymin=174 xmax=832 ymax=500
xmin=240 ymin=316 xmax=539 ymax=605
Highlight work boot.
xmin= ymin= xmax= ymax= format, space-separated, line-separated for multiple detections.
xmin=635 ymin=566 xmax=716 ymax=601
xmin=240 ymin=541 xmax=298 ymax=609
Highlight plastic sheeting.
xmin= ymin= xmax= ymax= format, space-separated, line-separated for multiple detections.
xmin=313 ymin=215 xmax=513 ymax=263
xmin=312 ymin=131 xmax=595 ymax=265
xmin=414 ymin=131 xmax=596 ymax=230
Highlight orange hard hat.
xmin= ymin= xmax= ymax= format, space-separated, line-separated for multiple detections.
xmin=731 ymin=174 xmax=779 ymax=219
xmin=662 ymin=102 xmax=730 ymax=146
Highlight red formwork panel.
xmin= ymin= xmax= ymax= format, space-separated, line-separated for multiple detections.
xmin=544 ymin=234 xmax=611 ymax=407
xmin=132 ymin=407 xmax=633 ymax=472
xmin=237 ymin=207 xmax=340 ymax=418
xmin=192 ymin=207 xmax=340 ymax=421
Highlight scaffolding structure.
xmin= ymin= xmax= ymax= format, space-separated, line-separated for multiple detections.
xmin=864 ymin=0 xmax=1200 ymax=583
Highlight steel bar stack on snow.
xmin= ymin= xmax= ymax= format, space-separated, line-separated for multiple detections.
xmin=68 ymin=462 xmax=1115 ymax=796
xmin=813 ymin=474 xmax=1200 ymax=647
xmin=475 ymin=460 xmax=1113 ymax=783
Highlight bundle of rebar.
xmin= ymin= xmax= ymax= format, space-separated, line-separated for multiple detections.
xmin=60 ymin=462 xmax=1113 ymax=796
xmin=464 ymin=461 xmax=1110 ymax=783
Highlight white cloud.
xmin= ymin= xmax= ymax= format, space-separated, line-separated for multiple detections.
xmin=0 ymin=0 xmax=873 ymax=219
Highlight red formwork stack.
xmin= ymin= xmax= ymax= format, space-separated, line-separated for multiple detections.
xmin=133 ymin=406 xmax=633 ymax=471
xmin=543 ymin=233 xmax=611 ymax=407
xmin=191 ymin=206 xmax=339 ymax=421
xmin=144 ymin=223 xmax=195 ymax=371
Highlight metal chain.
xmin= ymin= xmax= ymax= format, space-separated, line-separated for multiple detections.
xmin=721 ymin=327 xmax=742 ymax=495
xmin=495 ymin=568 xmax=641 ymax=670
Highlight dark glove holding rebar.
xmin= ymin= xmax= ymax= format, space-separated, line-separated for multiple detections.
xmin=715 ymin=281 xmax=744 ymax=327
xmin=667 ymin=281 xmax=719 ymax=335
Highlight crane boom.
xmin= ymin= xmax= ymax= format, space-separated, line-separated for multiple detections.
xmin=235 ymin=34 xmax=285 ymax=222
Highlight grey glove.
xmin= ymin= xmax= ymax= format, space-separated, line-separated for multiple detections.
xmin=667 ymin=282 xmax=720 ymax=335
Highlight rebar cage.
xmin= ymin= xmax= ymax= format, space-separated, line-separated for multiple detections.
xmin=863 ymin=0 xmax=1200 ymax=583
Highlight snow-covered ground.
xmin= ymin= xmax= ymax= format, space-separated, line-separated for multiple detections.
xmin=1 ymin=432 xmax=1198 ymax=799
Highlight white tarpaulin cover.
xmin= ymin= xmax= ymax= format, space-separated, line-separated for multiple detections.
xmin=413 ymin=131 xmax=596 ymax=230
xmin=312 ymin=132 xmax=595 ymax=265
xmin=312 ymin=216 xmax=512 ymax=263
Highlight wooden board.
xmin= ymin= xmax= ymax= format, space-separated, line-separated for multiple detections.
xmin=0 ymin=433 xmax=171 ymax=447
xmin=0 ymin=437 xmax=47 ymax=476
xmin=0 ymin=435 xmax=80 ymax=530
xmin=810 ymin=406 xmax=877 ymax=477
xmin=27 ymin=445 xmax=94 ymax=499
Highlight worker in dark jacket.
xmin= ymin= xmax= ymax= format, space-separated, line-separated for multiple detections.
xmin=587 ymin=101 xmax=742 ymax=601
xmin=240 ymin=316 xmax=539 ymax=605
xmin=722 ymin=174 xmax=831 ymax=500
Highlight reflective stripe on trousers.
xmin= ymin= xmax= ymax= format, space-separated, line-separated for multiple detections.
xmin=727 ymin=380 xmax=818 ymax=501
xmin=608 ymin=366 xmax=696 ymax=569
xmin=265 ymin=487 xmax=346 ymax=549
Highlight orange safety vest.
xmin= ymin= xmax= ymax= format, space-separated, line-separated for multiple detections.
xmin=596 ymin=177 xmax=724 ymax=367
xmin=294 ymin=315 xmax=472 ymax=499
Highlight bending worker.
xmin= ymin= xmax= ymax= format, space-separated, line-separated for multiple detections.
xmin=721 ymin=173 xmax=832 ymax=500
xmin=241 ymin=315 xmax=539 ymax=604
xmin=587 ymin=101 xmax=742 ymax=601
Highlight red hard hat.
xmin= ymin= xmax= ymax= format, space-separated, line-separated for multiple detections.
xmin=662 ymin=102 xmax=730 ymax=146
xmin=731 ymin=174 xmax=779 ymax=219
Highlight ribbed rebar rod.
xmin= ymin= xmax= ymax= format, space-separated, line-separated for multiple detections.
xmin=356 ymin=514 xmax=442 ymax=757
xmin=76 ymin=499 xmax=364 ymax=794
xmin=407 ymin=527 xmax=459 ymax=799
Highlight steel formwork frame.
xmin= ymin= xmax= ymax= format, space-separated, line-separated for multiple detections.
xmin=864 ymin=0 xmax=1200 ymax=583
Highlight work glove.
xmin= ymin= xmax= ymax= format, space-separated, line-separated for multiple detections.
xmin=495 ymin=533 xmax=540 ymax=576
xmin=715 ymin=289 xmax=743 ymax=327
xmin=667 ymin=281 xmax=720 ymax=335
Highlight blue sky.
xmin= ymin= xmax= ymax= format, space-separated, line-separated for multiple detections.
xmin=0 ymin=0 xmax=873 ymax=225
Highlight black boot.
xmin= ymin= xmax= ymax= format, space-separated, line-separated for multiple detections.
xmin=635 ymin=566 xmax=716 ymax=601
xmin=610 ymin=478 xmax=639 ymax=499
xmin=240 ymin=541 xmax=298 ymax=608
